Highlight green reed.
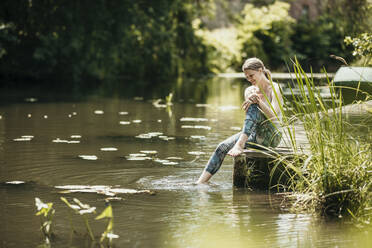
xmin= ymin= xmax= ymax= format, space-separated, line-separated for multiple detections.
xmin=264 ymin=59 xmax=371 ymax=224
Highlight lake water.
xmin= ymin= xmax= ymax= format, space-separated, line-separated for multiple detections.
xmin=0 ymin=77 xmax=371 ymax=247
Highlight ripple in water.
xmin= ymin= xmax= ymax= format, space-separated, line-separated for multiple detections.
xmin=137 ymin=174 xmax=230 ymax=192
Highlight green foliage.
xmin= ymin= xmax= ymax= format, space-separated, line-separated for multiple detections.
xmin=0 ymin=0 xmax=210 ymax=93
xmin=323 ymin=0 xmax=372 ymax=35
xmin=237 ymin=1 xmax=294 ymax=70
xmin=290 ymin=16 xmax=352 ymax=72
xmin=344 ymin=33 xmax=372 ymax=66
xmin=277 ymin=59 xmax=372 ymax=223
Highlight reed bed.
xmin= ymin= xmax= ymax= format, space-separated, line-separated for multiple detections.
xmin=271 ymin=60 xmax=371 ymax=224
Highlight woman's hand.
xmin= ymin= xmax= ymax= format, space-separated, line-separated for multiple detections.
xmin=242 ymin=92 xmax=264 ymax=111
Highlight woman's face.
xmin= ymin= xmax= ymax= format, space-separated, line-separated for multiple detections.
xmin=244 ymin=69 xmax=264 ymax=85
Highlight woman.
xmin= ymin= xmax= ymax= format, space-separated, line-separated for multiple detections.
xmin=196 ymin=57 xmax=283 ymax=184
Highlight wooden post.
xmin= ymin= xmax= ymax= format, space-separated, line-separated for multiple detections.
xmin=233 ymin=148 xmax=293 ymax=190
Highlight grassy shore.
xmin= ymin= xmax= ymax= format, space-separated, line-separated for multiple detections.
xmin=273 ymin=60 xmax=371 ymax=225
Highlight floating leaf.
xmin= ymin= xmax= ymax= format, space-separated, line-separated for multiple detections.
xmin=128 ymin=153 xmax=147 ymax=157
xmin=119 ymin=121 xmax=131 ymax=125
xmin=13 ymin=137 xmax=32 ymax=141
xmin=68 ymin=140 xmax=80 ymax=144
xmin=190 ymin=135 xmax=206 ymax=140
xmin=159 ymin=136 xmax=175 ymax=141
xmin=53 ymin=138 xmax=69 ymax=143
xmin=165 ymin=157 xmax=183 ymax=160
xmin=140 ymin=150 xmax=158 ymax=155
xmin=136 ymin=132 xmax=163 ymax=139
xmin=126 ymin=156 xmax=151 ymax=161
xmin=79 ymin=155 xmax=98 ymax=160
xmin=188 ymin=151 xmax=206 ymax=156
xmin=180 ymin=117 xmax=208 ymax=122
xmin=6 ymin=181 xmax=25 ymax=184
xmin=22 ymin=135 xmax=34 ymax=138
xmin=100 ymin=147 xmax=118 ymax=151
xmin=154 ymin=159 xmax=170 ymax=164
xmin=94 ymin=110 xmax=104 ymax=115
xmin=56 ymin=185 xmax=153 ymax=196
xmin=162 ymin=161 xmax=179 ymax=165
xmin=181 ymin=125 xmax=211 ymax=130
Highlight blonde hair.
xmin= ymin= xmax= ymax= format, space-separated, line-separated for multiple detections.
xmin=241 ymin=57 xmax=271 ymax=80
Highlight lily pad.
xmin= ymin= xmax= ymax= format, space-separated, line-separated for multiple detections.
xmin=181 ymin=125 xmax=211 ymax=130
xmin=94 ymin=110 xmax=104 ymax=115
xmin=13 ymin=137 xmax=32 ymax=141
xmin=188 ymin=151 xmax=206 ymax=156
xmin=140 ymin=150 xmax=158 ymax=155
xmin=180 ymin=117 xmax=208 ymax=122
xmin=78 ymin=155 xmax=98 ymax=160
xmin=100 ymin=147 xmax=118 ymax=151
xmin=55 ymin=185 xmax=154 ymax=196
xmin=190 ymin=135 xmax=206 ymax=140
xmin=119 ymin=121 xmax=131 ymax=125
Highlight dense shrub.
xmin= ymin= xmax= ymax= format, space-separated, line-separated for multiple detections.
xmin=0 ymin=0 xmax=210 ymax=93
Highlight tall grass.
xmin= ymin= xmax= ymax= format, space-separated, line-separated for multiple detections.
xmin=271 ymin=59 xmax=371 ymax=224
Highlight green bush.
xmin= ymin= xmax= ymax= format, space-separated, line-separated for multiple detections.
xmin=0 ymin=0 xmax=210 ymax=93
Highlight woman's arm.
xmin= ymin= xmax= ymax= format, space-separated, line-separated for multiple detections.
xmin=257 ymin=83 xmax=283 ymax=120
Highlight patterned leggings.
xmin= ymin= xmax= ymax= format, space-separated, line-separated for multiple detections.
xmin=205 ymin=104 xmax=281 ymax=175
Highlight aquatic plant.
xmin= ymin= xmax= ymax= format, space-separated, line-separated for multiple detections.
xmin=35 ymin=197 xmax=55 ymax=246
xmin=60 ymin=197 xmax=96 ymax=241
xmin=95 ymin=202 xmax=119 ymax=245
xmin=271 ymin=59 xmax=372 ymax=223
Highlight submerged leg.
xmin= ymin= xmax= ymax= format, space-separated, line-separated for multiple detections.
xmin=196 ymin=133 xmax=241 ymax=184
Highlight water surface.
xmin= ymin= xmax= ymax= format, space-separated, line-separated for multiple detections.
xmin=0 ymin=77 xmax=370 ymax=247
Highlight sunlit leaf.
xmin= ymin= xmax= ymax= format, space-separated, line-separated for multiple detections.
xmin=95 ymin=205 xmax=113 ymax=220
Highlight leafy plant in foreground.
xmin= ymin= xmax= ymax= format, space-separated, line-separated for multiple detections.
xmin=35 ymin=197 xmax=55 ymax=246
xmin=95 ymin=202 xmax=119 ymax=246
xmin=60 ymin=197 xmax=96 ymax=241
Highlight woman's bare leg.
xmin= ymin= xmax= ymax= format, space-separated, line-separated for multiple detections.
xmin=227 ymin=133 xmax=248 ymax=157
xmin=196 ymin=170 xmax=212 ymax=184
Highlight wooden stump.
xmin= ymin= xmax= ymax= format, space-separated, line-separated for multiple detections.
xmin=233 ymin=148 xmax=293 ymax=190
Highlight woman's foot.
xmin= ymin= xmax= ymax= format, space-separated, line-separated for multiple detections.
xmin=227 ymin=145 xmax=244 ymax=157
